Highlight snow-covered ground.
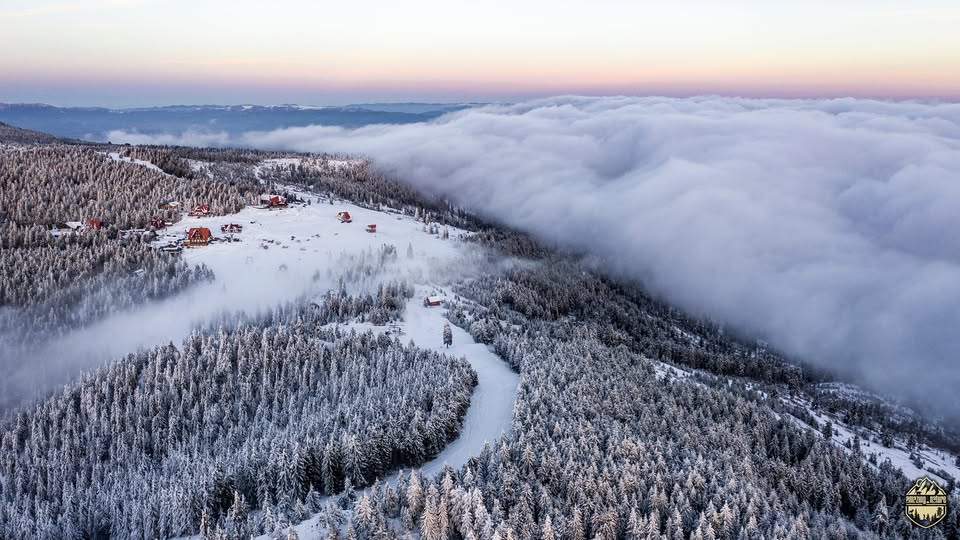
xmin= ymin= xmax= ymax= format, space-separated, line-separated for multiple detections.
xmin=338 ymin=288 xmax=520 ymax=477
xmin=171 ymin=199 xmax=462 ymax=295
xmin=146 ymin=190 xmax=519 ymax=540
xmin=652 ymin=359 xmax=695 ymax=381
xmin=402 ymin=293 xmax=519 ymax=478
xmin=257 ymin=290 xmax=520 ymax=540
xmin=783 ymin=395 xmax=960 ymax=484
xmin=20 ymin=194 xmax=480 ymax=410
xmin=104 ymin=151 xmax=165 ymax=173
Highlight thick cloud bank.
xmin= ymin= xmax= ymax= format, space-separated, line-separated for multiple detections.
xmin=113 ymin=96 xmax=960 ymax=415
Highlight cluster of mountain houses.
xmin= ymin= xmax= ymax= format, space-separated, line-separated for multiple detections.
xmin=148 ymin=195 xmax=381 ymax=253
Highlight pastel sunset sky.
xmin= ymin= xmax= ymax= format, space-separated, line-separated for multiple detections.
xmin=2 ymin=0 xmax=959 ymax=106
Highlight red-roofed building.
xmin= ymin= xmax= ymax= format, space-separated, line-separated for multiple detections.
xmin=260 ymin=194 xmax=287 ymax=208
xmin=185 ymin=227 xmax=211 ymax=247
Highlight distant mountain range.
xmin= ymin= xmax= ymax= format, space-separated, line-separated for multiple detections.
xmin=0 ymin=102 xmax=482 ymax=142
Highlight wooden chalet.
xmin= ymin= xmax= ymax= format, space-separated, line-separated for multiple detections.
xmin=184 ymin=227 xmax=212 ymax=247
xmin=260 ymin=194 xmax=287 ymax=208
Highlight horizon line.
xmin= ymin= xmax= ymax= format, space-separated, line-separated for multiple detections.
xmin=4 ymin=93 xmax=960 ymax=111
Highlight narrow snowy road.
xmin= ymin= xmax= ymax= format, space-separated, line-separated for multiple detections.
xmin=252 ymin=291 xmax=519 ymax=540
xmin=397 ymin=290 xmax=519 ymax=477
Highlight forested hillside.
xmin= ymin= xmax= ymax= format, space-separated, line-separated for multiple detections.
xmin=0 ymin=135 xmax=957 ymax=539
xmin=0 ymin=285 xmax=477 ymax=539
xmin=0 ymin=145 xmax=254 ymax=230
xmin=0 ymin=144 xmax=252 ymax=341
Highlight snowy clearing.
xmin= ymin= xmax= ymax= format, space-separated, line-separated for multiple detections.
xmin=48 ymin=187 xmax=521 ymax=540
xmin=24 ymin=193 xmax=475 ymax=409
xmin=104 ymin=151 xmax=165 ymax=173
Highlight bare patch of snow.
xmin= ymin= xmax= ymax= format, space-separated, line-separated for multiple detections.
xmin=103 ymin=151 xmax=165 ymax=174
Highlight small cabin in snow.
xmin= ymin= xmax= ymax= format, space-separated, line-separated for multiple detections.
xmin=87 ymin=219 xmax=103 ymax=230
xmin=184 ymin=227 xmax=211 ymax=247
xmin=150 ymin=218 xmax=167 ymax=229
xmin=366 ymin=224 xmax=377 ymax=233
xmin=260 ymin=194 xmax=287 ymax=208
xmin=159 ymin=200 xmax=181 ymax=210
xmin=189 ymin=205 xmax=210 ymax=217
xmin=337 ymin=211 xmax=352 ymax=223
xmin=423 ymin=296 xmax=442 ymax=307
xmin=221 ymin=223 xmax=243 ymax=233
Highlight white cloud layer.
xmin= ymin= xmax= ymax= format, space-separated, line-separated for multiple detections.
xmin=110 ymin=96 xmax=960 ymax=416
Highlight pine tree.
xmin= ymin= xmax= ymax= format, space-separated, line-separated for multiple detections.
xmin=421 ymin=494 xmax=440 ymax=540
xmin=568 ymin=507 xmax=584 ymax=540
xmin=443 ymin=323 xmax=453 ymax=348
xmin=871 ymin=495 xmax=888 ymax=535
xmin=355 ymin=493 xmax=375 ymax=532
xmin=407 ymin=471 xmax=424 ymax=519
xmin=541 ymin=515 xmax=556 ymax=540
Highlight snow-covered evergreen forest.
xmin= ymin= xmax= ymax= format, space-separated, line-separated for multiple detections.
xmin=0 ymin=145 xmax=253 ymax=229
xmin=0 ymin=144 xmax=245 ymax=344
xmin=0 ymin=284 xmax=476 ymax=538
xmin=1 ymin=132 xmax=958 ymax=539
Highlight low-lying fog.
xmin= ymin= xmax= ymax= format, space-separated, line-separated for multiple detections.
xmin=110 ymin=95 xmax=960 ymax=418
xmin=1 ymin=202 xmax=479 ymax=411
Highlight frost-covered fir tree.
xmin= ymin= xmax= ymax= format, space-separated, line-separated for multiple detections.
xmin=443 ymin=322 xmax=453 ymax=348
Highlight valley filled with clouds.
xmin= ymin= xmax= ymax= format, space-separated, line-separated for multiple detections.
xmin=111 ymin=96 xmax=960 ymax=414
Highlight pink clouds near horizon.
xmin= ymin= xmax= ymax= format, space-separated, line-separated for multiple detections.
xmin=1 ymin=0 xmax=960 ymax=106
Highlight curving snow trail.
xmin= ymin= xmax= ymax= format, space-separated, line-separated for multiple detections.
xmin=398 ymin=289 xmax=519 ymax=478
xmin=251 ymin=291 xmax=519 ymax=540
